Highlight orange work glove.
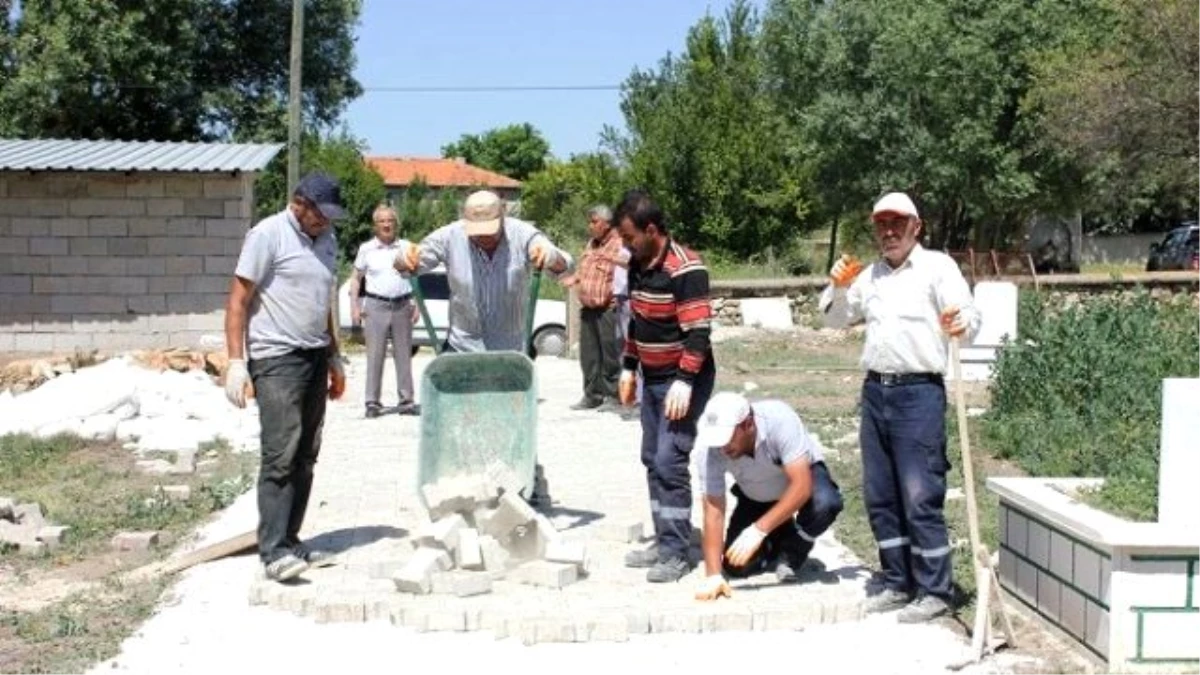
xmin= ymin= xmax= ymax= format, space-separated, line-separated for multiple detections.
xmin=940 ymin=305 xmax=967 ymax=338
xmin=829 ymin=254 xmax=864 ymax=288
xmin=394 ymin=243 xmax=420 ymax=273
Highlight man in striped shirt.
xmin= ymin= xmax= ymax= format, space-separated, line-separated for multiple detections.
xmin=614 ymin=189 xmax=716 ymax=583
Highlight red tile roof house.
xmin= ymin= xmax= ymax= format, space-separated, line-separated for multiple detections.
xmin=365 ymin=157 xmax=522 ymax=205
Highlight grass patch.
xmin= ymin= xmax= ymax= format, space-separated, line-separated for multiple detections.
xmin=0 ymin=434 xmax=255 ymax=568
xmin=0 ymin=432 xmax=256 ymax=673
xmin=0 ymin=576 xmax=171 ymax=674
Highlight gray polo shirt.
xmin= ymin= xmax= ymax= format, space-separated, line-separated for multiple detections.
xmin=696 ymin=400 xmax=825 ymax=503
xmin=414 ymin=217 xmax=573 ymax=353
xmin=235 ymin=208 xmax=338 ymax=360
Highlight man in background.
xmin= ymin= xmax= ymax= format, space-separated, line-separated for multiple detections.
xmin=349 ymin=204 xmax=419 ymax=418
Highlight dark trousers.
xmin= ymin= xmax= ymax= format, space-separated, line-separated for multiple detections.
xmin=249 ymin=348 xmax=328 ymax=564
xmin=578 ymin=306 xmax=621 ymax=402
xmin=363 ymin=296 xmax=414 ymax=407
xmin=723 ymin=462 xmax=844 ymax=575
xmin=640 ymin=362 xmax=716 ymax=560
xmin=860 ymin=378 xmax=953 ymax=600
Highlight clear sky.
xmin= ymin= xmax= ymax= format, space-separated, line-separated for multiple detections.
xmin=342 ymin=0 xmax=760 ymax=161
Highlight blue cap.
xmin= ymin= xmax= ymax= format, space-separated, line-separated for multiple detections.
xmin=294 ymin=172 xmax=346 ymax=221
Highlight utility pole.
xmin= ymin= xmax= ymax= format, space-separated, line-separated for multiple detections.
xmin=287 ymin=0 xmax=304 ymax=191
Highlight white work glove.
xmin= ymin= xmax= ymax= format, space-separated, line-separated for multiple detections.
xmin=724 ymin=524 xmax=767 ymax=568
xmin=664 ymin=379 xmax=692 ymax=420
xmin=529 ymin=241 xmax=558 ymax=270
xmin=224 ymin=358 xmax=250 ymax=409
xmin=694 ymin=574 xmax=733 ymax=601
xmin=618 ymin=369 xmax=638 ymax=406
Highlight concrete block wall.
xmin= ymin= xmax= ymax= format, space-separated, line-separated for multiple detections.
xmin=0 ymin=171 xmax=257 ymax=352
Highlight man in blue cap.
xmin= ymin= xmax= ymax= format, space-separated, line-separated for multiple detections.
xmin=223 ymin=172 xmax=349 ymax=582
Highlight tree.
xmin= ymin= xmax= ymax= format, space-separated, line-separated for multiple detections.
xmin=606 ymin=0 xmax=813 ymax=261
xmin=440 ymin=123 xmax=549 ymax=181
xmin=0 ymin=0 xmax=362 ymax=143
xmin=518 ymin=152 xmax=627 ymax=251
xmin=1024 ymin=0 xmax=1199 ymax=228
xmin=254 ymin=129 xmax=386 ymax=266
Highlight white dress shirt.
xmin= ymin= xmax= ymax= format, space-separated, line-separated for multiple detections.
xmin=354 ymin=237 xmax=412 ymax=299
xmin=819 ymin=245 xmax=980 ymax=375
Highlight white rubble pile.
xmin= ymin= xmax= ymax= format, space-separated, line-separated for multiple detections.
xmin=0 ymin=356 xmax=260 ymax=454
xmin=393 ymin=472 xmax=588 ymax=596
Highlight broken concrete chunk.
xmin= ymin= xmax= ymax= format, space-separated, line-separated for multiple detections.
xmin=510 ymin=560 xmax=578 ymax=589
xmin=421 ymin=474 xmax=500 ymax=520
xmin=136 ymin=459 xmax=175 ymax=475
xmin=483 ymin=491 xmax=536 ymax=540
xmin=19 ymin=540 xmax=47 ymax=556
xmin=470 ymin=504 xmax=496 ymax=532
xmin=456 ymin=527 xmax=483 ymax=570
xmin=111 ymin=530 xmax=160 ymax=551
xmin=430 ymin=571 xmax=493 ymax=597
xmin=415 ymin=513 xmax=466 ymax=553
xmin=0 ymin=497 xmax=14 ymax=520
xmin=171 ymin=449 xmax=197 ymax=474
xmin=0 ymin=520 xmax=31 ymax=544
xmin=13 ymin=503 xmax=46 ymax=529
xmin=392 ymin=547 xmax=452 ymax=595
xmin=35 ymin=525 xmax=69 ymax=550
xmin=544 ymin=541 xmax=588 ymax=573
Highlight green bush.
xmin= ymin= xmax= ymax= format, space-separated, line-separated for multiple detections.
xmin=983 ymin=289 xmax=1199 ymax=521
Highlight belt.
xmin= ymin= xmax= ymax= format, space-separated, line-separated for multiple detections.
xmin=364 ymin=292 xmax=412 ymax=303
xmin=866 ymin=371 xmax=943 ymax=386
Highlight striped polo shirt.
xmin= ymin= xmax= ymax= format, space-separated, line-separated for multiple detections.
xmin=622 ymin=238 xmax=714 ymax=384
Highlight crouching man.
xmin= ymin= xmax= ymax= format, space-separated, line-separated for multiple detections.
xmin=693 ymin=392 xmax=844 ymax=600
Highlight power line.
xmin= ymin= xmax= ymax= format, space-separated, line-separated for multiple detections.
xmin=358 ymin=85 xmax=621 ymax=92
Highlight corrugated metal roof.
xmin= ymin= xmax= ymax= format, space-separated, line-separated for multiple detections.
xmin=0 ymin=139 xmax=284 ymax=173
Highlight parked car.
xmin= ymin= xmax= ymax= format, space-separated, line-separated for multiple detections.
xmin=337 ymin=269 xmax=568 ymax=358
xmin=1146 ymin=222 xmax=1199 ymax=272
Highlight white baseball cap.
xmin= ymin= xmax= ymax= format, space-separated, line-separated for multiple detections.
xmin=695 ymin=392 xmax=752 ymax=449
xmin=871 ymin=192 xmax=919 ymax=221
xmin=462 ymin=190 xmax=504 ymax=236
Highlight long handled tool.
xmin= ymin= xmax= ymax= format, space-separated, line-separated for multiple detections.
xmin=411 ymin=272 xmax=443 ymax=356
xmin=949 ymin=336 xmax=1017 ymax=666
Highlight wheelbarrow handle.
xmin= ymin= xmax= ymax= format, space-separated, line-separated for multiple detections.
xmin=525 ymin=265 xmax=543 ymax=356
xmin=410 ymin=271 xmax=442 ymax=356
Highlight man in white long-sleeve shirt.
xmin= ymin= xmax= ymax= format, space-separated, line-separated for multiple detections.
xmin=819 ymin=191 xmax=980 ymax=623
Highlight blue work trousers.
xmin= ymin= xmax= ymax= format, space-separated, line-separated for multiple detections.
xmin=860 ymin=377 xmax=953 ymax=600
xmin=639 ymin=364 xmax=715 ymax=560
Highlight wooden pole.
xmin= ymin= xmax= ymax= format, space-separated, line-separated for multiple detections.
xmin=287 ymin=0 xmax=304 ymax=191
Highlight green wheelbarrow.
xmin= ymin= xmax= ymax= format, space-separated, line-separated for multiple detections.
xmin=410 ymin=267 xmax=544 ymax=506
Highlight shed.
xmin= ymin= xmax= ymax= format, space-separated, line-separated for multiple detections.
xmin=0 ymin=138 xmax=283 ymax=353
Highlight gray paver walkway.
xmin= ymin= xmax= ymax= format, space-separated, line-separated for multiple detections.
xmin=246 ymin=352 xmax=870 ymax=641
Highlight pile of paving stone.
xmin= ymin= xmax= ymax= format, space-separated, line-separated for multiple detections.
xmin=393 ymin=472 xmax=587 ymax=597
xmin=0 ymin=497 xmax=68 ymax=556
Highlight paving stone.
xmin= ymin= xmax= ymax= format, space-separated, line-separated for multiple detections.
xmin=171 ymin=449 xmax=197 ymax=474
xmin=392 ymin=547 xmax=451 ymax=594
xmin=483 ymin=491 xmax=536 ymax=540
xmin=713 ymin=608 xmax=754 ymax=632
xmin=600 ymin=521 xmax=645 ymax=543
xmin=510 ymin=560 xmax=578 ymax=588
xmin=35 ymin=525 xmax=69 ymax=549
xmin=752 ymin=606 xmax=820 ymax=631
xmin=455 ymin=527 xmax=483 ymax=570
xmin=651 ymin=610 xmax=704 ymax=633
xmin=314 ymin=594 xmax=366 ymax=623
xmin=279 ymin=588 xmax=317 ymax=616
xmin=544 ymin=540 xmax=587 ymax=573
xmin=161 ymin=485 xmax=191 ymax=501
xmin=586 ymin=615 xmax=631 ymax=642
xmin=415 ymin=513 xmax=466 ymax=553
xmin=136 ymin=459 xmax=175 ymax=475
xmin=430 ymin=571 xmax=492 ymax=597
xmin=424 ymin=607 xmax=467 ymax=632
xmin=13 ymin=502 xmax=45 ymax=528
xmin=519 ymin=617 xmax=577 ymax=645
xmin=111 ymin=530 xmax=160 ymax=551
xmin=478 ymin=534 xmax=510 ymax=576
xmin=367 ymin=559 xmax=409 ymax=580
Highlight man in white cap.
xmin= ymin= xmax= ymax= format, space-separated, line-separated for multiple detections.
xmin=393 ymin=189 xmax=573 ymax=355
xmin=692 ymin=392 xmax=844 ymax=601
xmin=819 ymin=191 xmax=980 ymax=622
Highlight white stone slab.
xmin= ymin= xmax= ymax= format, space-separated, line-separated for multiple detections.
xmin=1158 ymin=378 xmax=1200 ymax=527
xmin=739 ymin=297 xmax=793 ymax=329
